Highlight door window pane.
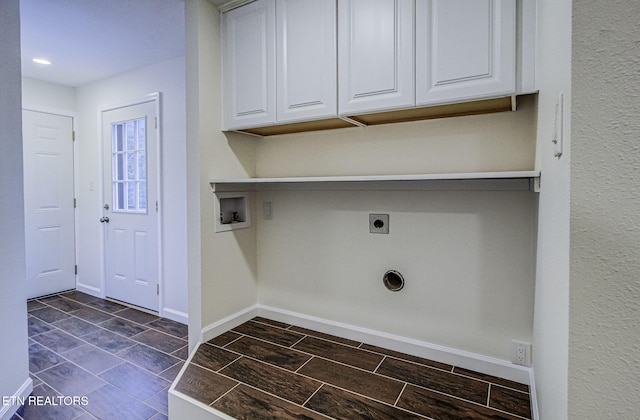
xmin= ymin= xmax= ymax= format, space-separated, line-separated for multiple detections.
xmin=126 ymin=121 xmax=136 ymax=150
xmin=111 ymin=117 xmax=147 ymax=213
xmin=127 ymin=152 xmax=136 ymax=180
xmin=138 ymin=151 xmax=146 ymax=180
xmin=116 ymin=153 xmax=124 ymax=181
xmin=115 ymin=182 xmax=124 ymax=210
xmin=116 ymin=124 xmax=124 ymax=152
xmin=138 ymin=182 xmax=147 ymax=210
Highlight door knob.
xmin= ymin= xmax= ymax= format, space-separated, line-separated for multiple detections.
xmin=100 ymin=216 xmax=110 ymax=223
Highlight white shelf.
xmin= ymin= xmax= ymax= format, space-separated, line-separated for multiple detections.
xmin=210 ymin=171 xmax=540 ymax=192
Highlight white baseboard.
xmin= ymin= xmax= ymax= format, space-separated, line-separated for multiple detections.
xmin=75 ymin=284 xmax=188 ymax=325
xmin=257 ymin=304 xmax=531 ymax=385
xmin=0 ymin=377 xmax=33 ymax=420
xmin=200 ymin=304 xmax=532 ymax=387
xmin=201 ymin=305 xmax=258 ymax=343
xmin=198 ymin=305 xmax=538 ymax=416
xmin=75 ymin=282 xmax=102 ymax=298
xmin=161 ymin=307 xmax=188 ymax=325
xmin=528 ymin=368 xmax=540 ymax=420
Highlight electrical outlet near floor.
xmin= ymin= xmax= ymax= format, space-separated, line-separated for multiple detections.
xmin=511 ymin=340 xmax=532 ymax=367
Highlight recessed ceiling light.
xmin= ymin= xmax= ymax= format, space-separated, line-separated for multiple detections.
xmin=32 ymin=58 xmax=52 ymax=65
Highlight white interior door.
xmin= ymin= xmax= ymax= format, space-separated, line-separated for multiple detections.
xmin=23 ymin=110 xmax=76 ymax=299
xmin=102 ymin=99 xmax=159 ymax=312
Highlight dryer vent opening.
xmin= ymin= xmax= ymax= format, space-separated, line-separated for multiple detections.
xmin=383 ymin=270 xmax=404 ymax=292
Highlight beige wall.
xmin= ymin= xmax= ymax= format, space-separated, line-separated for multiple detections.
xmin=570 ymin=1 xmax=640 ymax=417
xmin=257 ymin=188 xmax=536 ymax=359
xmin=187 ymin=0 xmax=539 ymax=362
xmin=185 ymin=0 xmax=258 ymax=348
xmin=252 ymin=61 xmax=537 ymax=362
xmin=257 ymin=95 xmax=536 ymax=177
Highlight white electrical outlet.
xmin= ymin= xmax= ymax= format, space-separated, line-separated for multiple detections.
xmin=511 ymin=340 xmax=532 ymax=367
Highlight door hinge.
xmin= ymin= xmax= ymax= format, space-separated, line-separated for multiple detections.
xmin=74 ymin=198 xmax=77 ymax=208
xmin=157 ymin=284 xmax=160 ymax=295
xmin=75 ymin=265 xmax=78 ymax=275
xmin=156 ymin=201 xmax=158 ymax=212
xmin=72 ymin=131 xmax=76 ymax=141
xmin=154 ymin=117 xmax=158 ymax=129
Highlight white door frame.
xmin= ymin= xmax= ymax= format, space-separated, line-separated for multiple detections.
xmin=98 ymin=92 xmax=164 ymax=314
xmin=22 ymin=105 xmax=79 ymax=296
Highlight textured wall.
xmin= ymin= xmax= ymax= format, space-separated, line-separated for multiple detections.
xmin=570 ymin=1 xmax=640 ymax=417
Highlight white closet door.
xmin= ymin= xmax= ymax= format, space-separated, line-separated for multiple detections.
xmin=416 ymin=0 xmax=516 ymax=106
xmin=276 ymin=0 xmax=337 ymax=123
xmin=23 ymin=110 xmax=76 ymax=299
xmin=338 ymin=0 xmax=415 ymax=115
xmin=223 ymin=0 xmax=276 ymax=130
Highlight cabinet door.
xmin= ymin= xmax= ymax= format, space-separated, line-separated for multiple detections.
xmin=338 ymin=0 xmax=415 ymax=115
xmin=223 ymin=0 xmax=276 ymax=130
xmin=277 ymin=0 xmax=337 ymax=123
xmin=415 ymin=0 xmax=516 ymax=106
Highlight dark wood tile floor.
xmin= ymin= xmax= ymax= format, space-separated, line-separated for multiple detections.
xmin=174 ymin=317 xmax=532 ymax=419
xmin=13 ymin=291 xmax=188 ymax=420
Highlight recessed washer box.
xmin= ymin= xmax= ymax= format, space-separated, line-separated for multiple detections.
xmin=369 ymin=214 xmax=389 ymax=234
xmin=214 ymin=192 xmax=251 ymax=232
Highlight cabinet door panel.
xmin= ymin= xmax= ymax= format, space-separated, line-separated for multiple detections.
xmin=277 ymin=0 xmax=337 ymax=122
xmin=223 ymin=0 xmax=276 ymax=129
xmin=416 ymin=0 xmax=516 ymax=106
xmin=338 ymin=0 xmax=414 ymax=115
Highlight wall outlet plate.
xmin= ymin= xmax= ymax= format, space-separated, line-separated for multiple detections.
xmin=369 ymin=214 xmax=389 ymax=234
xmin=511 ymin=340 xmax=532 ymax=367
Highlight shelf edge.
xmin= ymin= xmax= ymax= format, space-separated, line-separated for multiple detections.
xmin=210 ymin=171 xmax=541 ymax=192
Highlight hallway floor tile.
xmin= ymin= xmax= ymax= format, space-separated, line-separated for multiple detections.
xmin=13 ymin=291 xmax=187 ymax=420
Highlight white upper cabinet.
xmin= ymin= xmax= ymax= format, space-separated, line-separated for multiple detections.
xmin=338 ymin=0 xmax=415 ymax=115
xmin=276 ymin=0 xmax=337 ymax=123
xmin=223 ymin=0 xmax=276 ymax=130
xmin=415 ymin=0 xmax=516 ymax=106
xmin=222 ymin=0 xmax=530 ymax=134
xmin=223 ymin=0 xmax=337 ymax=130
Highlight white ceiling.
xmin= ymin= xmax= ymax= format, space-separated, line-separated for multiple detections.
xmin=20 ymin=0 xmax=190 ymax=87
